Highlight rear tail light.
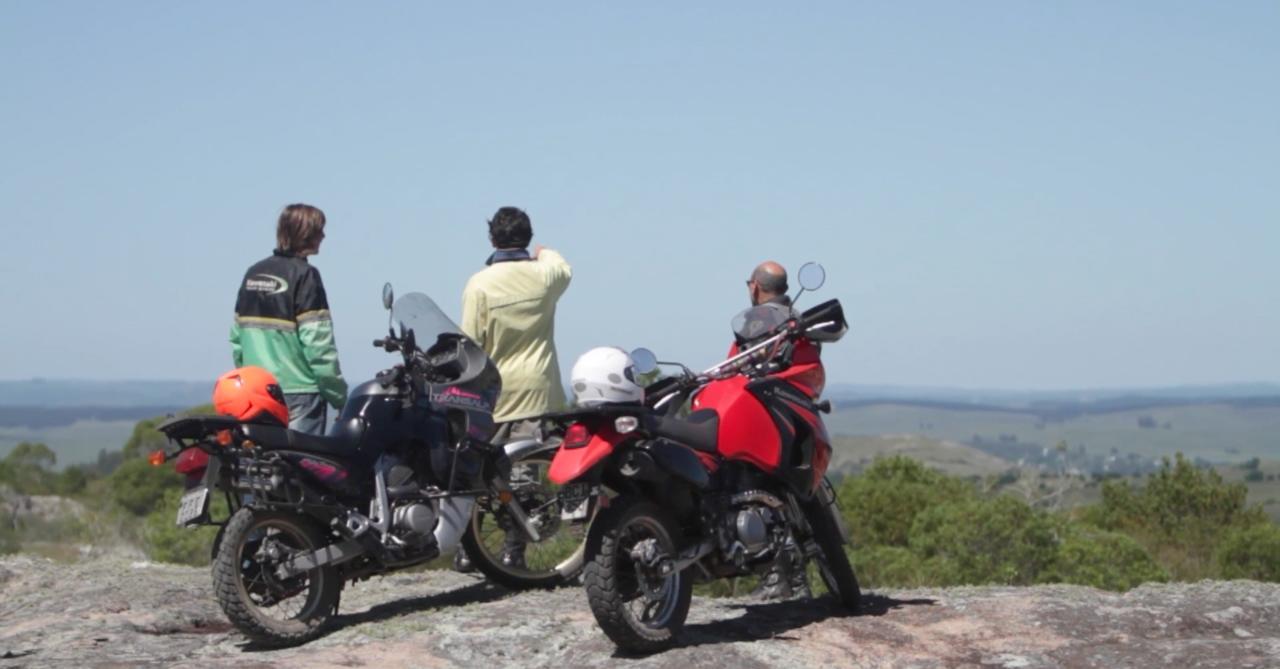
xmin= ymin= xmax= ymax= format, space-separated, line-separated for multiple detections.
xmin=174 ymin=448 xmax=210 ymax=475
xmin=564 ymin=423 xmax=592 ymax=449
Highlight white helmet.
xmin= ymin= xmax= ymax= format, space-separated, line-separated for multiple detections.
xmin=570 ymin=346 xmax=644 ymax=406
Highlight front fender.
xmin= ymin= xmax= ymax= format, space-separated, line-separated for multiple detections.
xmin=548 ymin=428 xmax=626 ymax=484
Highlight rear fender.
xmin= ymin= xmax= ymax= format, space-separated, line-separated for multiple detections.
xmin=549 ymin=427 xmax=626 ymax=484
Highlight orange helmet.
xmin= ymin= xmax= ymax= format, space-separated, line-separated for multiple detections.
xmin=213 ymin=366 xmax=289 ymax=425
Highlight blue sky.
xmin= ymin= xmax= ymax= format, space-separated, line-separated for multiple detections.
xmin=1 ymin=2 xmax=1276 ymax=389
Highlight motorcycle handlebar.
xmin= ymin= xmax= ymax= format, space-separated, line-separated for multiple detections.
xmin=373 ymin=338 xmax=402 ymax=352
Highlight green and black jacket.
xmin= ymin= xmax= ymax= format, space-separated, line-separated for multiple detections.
xmin=230 ymin=250 xmax=348 ymax=409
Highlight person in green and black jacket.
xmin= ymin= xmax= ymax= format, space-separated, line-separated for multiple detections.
xmin=230 ymin=203 xmax=348 ymax=434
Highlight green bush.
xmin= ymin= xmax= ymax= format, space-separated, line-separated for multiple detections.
xmin=142 ymin=488 xmax=226 ymax=565
xmin=838 ymin=455 xmax=975 ymax=547
xmin=1080 ymin=453 xmax=1268 ymax=580
xmin=56 ymin=467 xmax=90 ymax=496
xmin=850 ymin=545 xmax=942 ymax=588
xmin=0 ymin=523 xmax=19 ymax=555
xmin=0 ymin=442 xmax=59 ymax=495
xmin=1044 ymin=528 xmax=1168 ymax=591
xmin=1215 ymin=523 xmax=1280 ymax=582
xmin=908 ymin=495 xmax=1062 ymax=586
xmin=107 ymin=458 xmax=183 ymax=516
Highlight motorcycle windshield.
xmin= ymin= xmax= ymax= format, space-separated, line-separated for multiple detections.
xmin=731 ymin=303 xmax=792 ymax=342
xmin=392 ymin=292 xmax=462 ymax=351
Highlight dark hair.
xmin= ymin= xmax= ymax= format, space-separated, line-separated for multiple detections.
xmin=488 ymin=207 xmax=533 ymax=248
xmin=277 ymin=204 xmax=326 ymax=253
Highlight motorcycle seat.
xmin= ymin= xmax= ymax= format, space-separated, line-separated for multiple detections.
xmin=241 ymin=419 xmax=366 ymax=459
xmin=649 ymin=409 xmax=720 ymax=454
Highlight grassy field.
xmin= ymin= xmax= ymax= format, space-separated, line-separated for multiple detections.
xmin=827 ymin=402 xmax=1280 ymax=463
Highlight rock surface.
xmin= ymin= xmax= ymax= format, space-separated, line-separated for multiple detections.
xmin=1 ymin=555 xmax=1278 ymax=668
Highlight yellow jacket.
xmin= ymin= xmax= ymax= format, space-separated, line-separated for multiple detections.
xmin=461 ymin=249 xmax=572 ymax=422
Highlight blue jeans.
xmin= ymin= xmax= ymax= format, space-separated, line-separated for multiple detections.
xmin=285 ymin=393 xmax=327 ymax=435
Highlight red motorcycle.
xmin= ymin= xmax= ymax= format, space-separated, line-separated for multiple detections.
xmin=547 ymin=264 xmax=859 ymax=652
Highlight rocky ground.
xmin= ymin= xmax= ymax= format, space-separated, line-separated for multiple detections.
xmin=1 ymin=554 xmax=1278 ymax=668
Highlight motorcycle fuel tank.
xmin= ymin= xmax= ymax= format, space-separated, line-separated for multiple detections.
xmin=691 ymin=376 xmax=781 ymax=472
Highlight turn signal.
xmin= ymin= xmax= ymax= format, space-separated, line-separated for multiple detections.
xmin=614 ymin=416 xmax=639 ymax=434
xmin=215 ymin=429 xmax=233 ymax=446
xmin=564 ymin=423 xmax=591 ymax=449
xmin=497 ymin=490 xmax=514 ymax=504
xmin=148 ymin=450 xmax=166 ymax=467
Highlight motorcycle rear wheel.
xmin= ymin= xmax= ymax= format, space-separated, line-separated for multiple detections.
xmin=461 ymin=452 xmax=593 ymax=589
xmin=583 ymin=497 xmax=693 ymax=654
xmin=211 ymin=508 xmax=341 ymax=647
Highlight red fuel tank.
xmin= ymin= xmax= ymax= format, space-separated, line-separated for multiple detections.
xmin=692 ymin=376 xmax=781 ymax=471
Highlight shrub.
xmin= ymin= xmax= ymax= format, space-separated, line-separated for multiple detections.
xmin=107 ymin=458 xmax=182 ymax=516
xmin=0 ymin=442 xmax=58 ymax=495
xmin=850 ymin=545 xmax=944 ymax=588
xmin=1044 ymin=528 xmax=1167 ymax=591
xmin=838 ymin=456 xmax=975 ymax=547
xmin=56 ymin=467 xmax=90 ymax=496
xmin=142 ymin=488 xmax=226 ymax=566
xmin=1215 ymin=523 xmax=1280 ymax=582
xmin=0 ymin=523 xmax=18 ymax=555
xmin=1080 ymin=454 xmax=1268 ymax=580
xmin=908 ymin=495 xmax=1063 ymax=586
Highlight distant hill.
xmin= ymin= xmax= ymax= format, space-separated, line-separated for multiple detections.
xmin=826 ymin=382 xmax=1280 ymax=409
xmin=0 ymin=379 xmax=209 ymax=408
xmin=830 ymin=434 xmax=1012 ymax=479
xmin=827 ymin=401 xmax=1280 ymax=472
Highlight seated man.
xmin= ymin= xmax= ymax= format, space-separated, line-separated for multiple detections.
xmin=744 ymin=260 xmax=811 ymax=601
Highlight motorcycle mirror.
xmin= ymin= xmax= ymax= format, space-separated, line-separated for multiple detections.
xmin=381 ymin=283 xmax=394 ymax=310
xmin=798 ymin=262 xmax=826 ymax=291
xmin=630 ymin=348 xmax=659 ymax=375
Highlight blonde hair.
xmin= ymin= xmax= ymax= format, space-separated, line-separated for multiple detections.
xmin=276 ymin=204 xmax=326 ymax=254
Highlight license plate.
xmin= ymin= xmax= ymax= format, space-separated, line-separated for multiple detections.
xmin=175 ymin=487 xmax=210 ymax=527
xmin=559 ymin=484 xmax=592 ymax=521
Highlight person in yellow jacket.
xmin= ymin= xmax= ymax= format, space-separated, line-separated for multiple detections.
xmin=455 ymin=206 xmax=571 ymax=572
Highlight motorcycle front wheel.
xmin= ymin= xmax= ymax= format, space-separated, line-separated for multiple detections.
xmin=461 ymin=451 xmax=594 ymax=589
xmin=801 ymin=496 xmax=861 ymax=612
xmin=211 ymin=508 xmax=341 ymax=647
